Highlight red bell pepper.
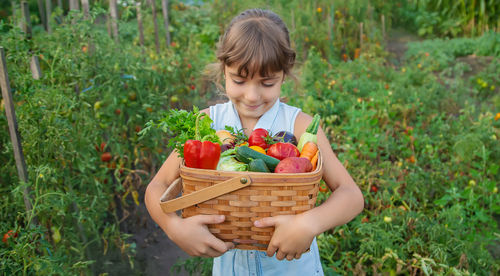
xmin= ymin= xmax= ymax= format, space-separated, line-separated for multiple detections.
xmin=183 ymin=113 xmax=221 ymax=169
xmin=184 ymin=140 xmax=220 ymax=169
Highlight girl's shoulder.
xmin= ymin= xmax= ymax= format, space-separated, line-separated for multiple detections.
xmin=293 ymin=111 xmax=315 ymax=140
xmin=201 ymin=101 xmax=231 ymax=118
xmin=200 ymin=107 xmax=210 ymax=116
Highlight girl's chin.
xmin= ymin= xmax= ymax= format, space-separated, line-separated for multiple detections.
xmin=237 ymin=105 xmax=266 ymax=117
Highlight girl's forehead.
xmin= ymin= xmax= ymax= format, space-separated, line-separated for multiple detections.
xmin=225 ymin=64 xmax=283 ymax=78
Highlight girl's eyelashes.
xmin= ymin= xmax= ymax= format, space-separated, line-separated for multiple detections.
xmin=231 ymin=78 xmax=277 ymax=87
xmin=262 ymin=82 xmax=276 ymax=87
xmin=232 ymin=79 xmax=244 ymax=85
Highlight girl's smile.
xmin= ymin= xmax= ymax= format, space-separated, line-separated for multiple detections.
xmin=224 ymin=65 xmax=284 ymax=127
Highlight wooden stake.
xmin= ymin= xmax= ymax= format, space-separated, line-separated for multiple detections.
xmin=161 ymin=0 xmax=171 ymax=47
xmin=11 ymin=1 xmax=17 ymax=25
xmin=30 ymin=55 xmax=42 ymax=80
xmin=150 ymin=0 xmax=161 ymax=54
xmin=37 ymin=0 xmax=48 ymax=32
xmin=45 ymin=0 xmax=52 ymax=34
xmin=81 ymin=0 xmax=90 ymax=19
xmin=69 ymin=0 xmax=80 ymax=11
xmin=136 ymin=2 xmax=145 ymax=49
xmin=20 ymin=1 xmax=32 ymax=38
xmin=0 ymin=47 xmax=37 ymax=226
xmin=106 ymin=14 xmax=112 ymax=38
xmin=109 ymin=0 xmax=119 ymax=42
xmin=381 ymin=14 xmax=385 ymax=40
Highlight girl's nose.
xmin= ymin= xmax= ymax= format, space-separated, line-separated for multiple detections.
xmin=244 ymin=84 xmax=261 ymax=102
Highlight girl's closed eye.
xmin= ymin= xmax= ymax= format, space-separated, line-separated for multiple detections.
xmin=232 ymin=78 xmax=245 ymax=85
xmin=262 ymin=81 xmax=277 ymax=87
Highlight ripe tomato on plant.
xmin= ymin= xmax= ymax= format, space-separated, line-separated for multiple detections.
xmin=101 ymin=152 xmax=112 ymax=162
xmin=2 ymin=230 xmax=18 ymax=244
xmin=248 ymin=128 xmax=270 ymax=149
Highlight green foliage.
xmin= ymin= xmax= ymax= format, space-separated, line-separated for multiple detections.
xmin=0 ymin=1 xmax=499 ymax=275
xmin=141 ymin=107 xmax=219 ymax=157
xmin=171 ymin=256 xmax=213 ymax=276
xmin=395 ymin=0 xmax=500 ymax=38
xmin=289 ymin=33 xmax=500 ymax=275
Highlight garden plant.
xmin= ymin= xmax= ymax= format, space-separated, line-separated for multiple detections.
xmin=0 ymin=0 xmax=499 ymax=275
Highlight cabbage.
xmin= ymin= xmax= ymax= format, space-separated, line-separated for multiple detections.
xmin=217 ymin=156 xmax=248 ymax=171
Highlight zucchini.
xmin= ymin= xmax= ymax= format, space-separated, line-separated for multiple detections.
xmin=297 ymin=114 xmax=321 ymax=152
xmin=249 ymin=159 xmax=270 ymax=172
xmin=235 ymin=146 xmax=280 ymax=171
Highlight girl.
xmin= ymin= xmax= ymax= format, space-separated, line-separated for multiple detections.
xmin=145 ymin=8 xmax=364 ymax=275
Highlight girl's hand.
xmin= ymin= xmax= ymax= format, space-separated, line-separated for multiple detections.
xmin=254 ymin=214 xmax=315 ymax=261
xmin=168 ymin=214 xmax=235 ymax=257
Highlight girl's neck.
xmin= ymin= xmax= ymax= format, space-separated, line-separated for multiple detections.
xmin=239 ymin=117 xmax=259 ymax=136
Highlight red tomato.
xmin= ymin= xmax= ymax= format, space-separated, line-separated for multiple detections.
xmin=248 ymin=128 xmax=270 ymax=149
xmin=101 ymin=152 xmax=112 ymax=162
xmin=267 ymin=142 xmax=300 ymax=160
xmin=2 ymin=230 xmax=18 ymax=244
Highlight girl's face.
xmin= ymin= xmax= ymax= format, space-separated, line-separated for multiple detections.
xmin=224 ymin=64 xmax=283 ymax=121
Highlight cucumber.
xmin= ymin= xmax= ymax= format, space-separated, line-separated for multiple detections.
xmin=249 ymin=159 xmax=270 ymax=172
xmin=235 ymin=146 xmax=280 ymax=171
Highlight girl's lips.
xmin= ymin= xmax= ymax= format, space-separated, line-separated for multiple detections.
xmin=244 ymin=103 xmax=262 ymax=110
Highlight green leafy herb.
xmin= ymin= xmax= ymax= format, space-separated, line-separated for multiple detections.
xmin=140 ymin=106 xmax=219 ymax=157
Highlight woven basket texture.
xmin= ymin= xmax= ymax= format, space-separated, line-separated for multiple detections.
xmin=179 ymin=155 xmax=323 ymax=250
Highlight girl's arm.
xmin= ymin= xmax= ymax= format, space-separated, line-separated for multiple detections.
xmin=254 ymin=112 xmax=364 ymax=260
xmin=145 ymin=130 xmax=234 ymax=257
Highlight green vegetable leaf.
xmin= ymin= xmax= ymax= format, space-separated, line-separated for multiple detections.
xmin=140 ymin=106 xmax=218 ymax=157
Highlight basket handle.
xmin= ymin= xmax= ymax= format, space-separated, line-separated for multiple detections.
xmin=160 ymin=175 xmax=252 ymax=213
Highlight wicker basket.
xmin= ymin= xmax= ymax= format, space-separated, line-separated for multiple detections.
xmin=160 ymin=153 xmax=323 ymax=251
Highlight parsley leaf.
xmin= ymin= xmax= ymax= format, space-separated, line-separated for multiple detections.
xmin=140 ymin=106 xmax=219 ymax=158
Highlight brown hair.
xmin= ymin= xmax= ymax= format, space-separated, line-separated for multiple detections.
xmin=205 ymin=9 xmax=296 ymax=93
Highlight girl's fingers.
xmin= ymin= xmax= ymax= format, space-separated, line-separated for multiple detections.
xmin=224 ymin=242 xmax=235 ymax=250
xmin=275 ymin=250 xmax=286 ymax=261
xmin=205 ymin=247 xmax=225 ymax=258
xmin=294 ymin=252 xmax=302 ymax=259
xmin=266 ymin=243 xmax=278 ymax=257
xmin=286 ymin=254 xmax=294 ymax=261
xmin=207 ymin=236 xmax=231 ymax=253
xmin=196 ymin=214 xmax=225 ymax=225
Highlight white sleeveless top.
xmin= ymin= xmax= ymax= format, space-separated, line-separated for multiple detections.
xmin=208 ymin=99 xmax=324 ymax=276
xmin=209 ymin=99 xmax=300 ymax=134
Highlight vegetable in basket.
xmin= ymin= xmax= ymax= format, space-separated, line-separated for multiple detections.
xmin=248 ymin=128 xmax=271 ymax=149
xmin=272 ymin=131 xmax=297 ymax=145
xmin=267 ymin=142 xmax=300 ymax=160
xmin=184 ymin=112 xmax=221 ymax=169
xmin=299 ymin=141 xmax=319 ymax=169
xmin=139 ymin=106 xmax=220 ymax=158
xmin=275 ymin=157 xmax=312 ymax=173
xmin=235 ymin=146 xmax=280 ymax=171
xmin=216 ymin=148 xmax=248 ymax=171
xmin=216 ymin=126 xmax=248 ymax=152
xmin=297 ymin=114 xmax=321 ymax=152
